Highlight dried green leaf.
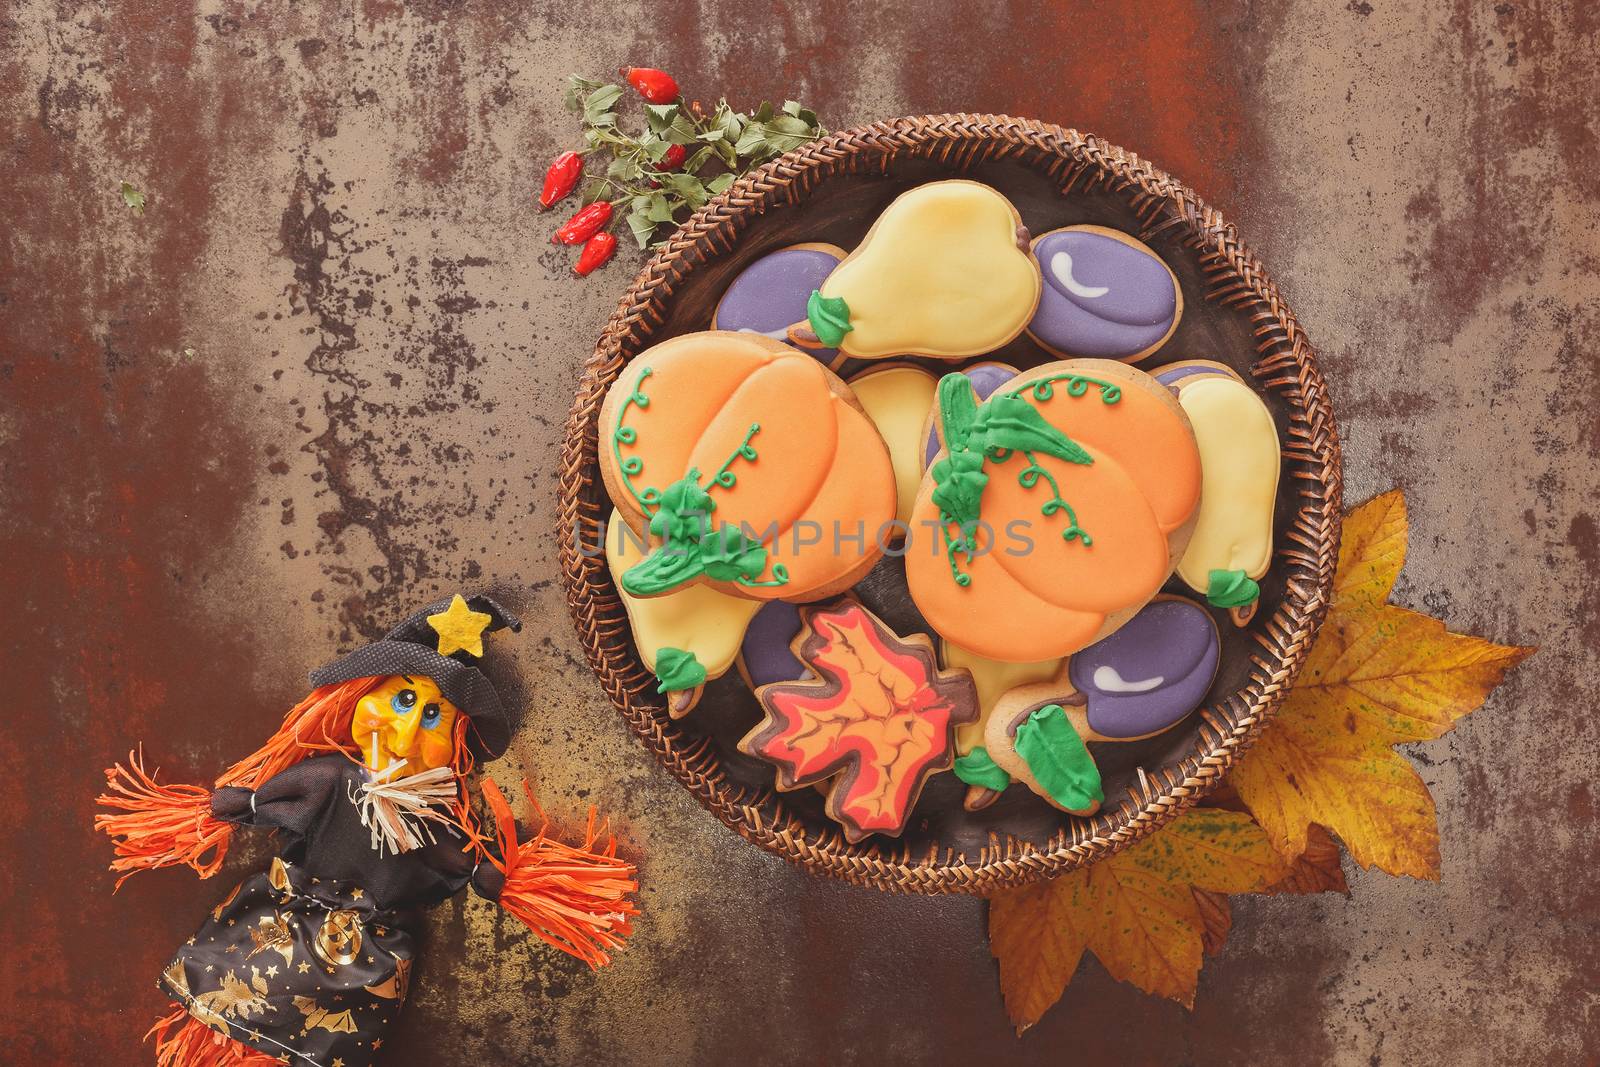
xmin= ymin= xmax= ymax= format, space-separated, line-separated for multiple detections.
xmin=625 ymin=208 xmax=657 ymax=249
xmin=642 ymin=193 xmax=676 ymax=224
xmin=644 ymin=102 xmax=678 ymax=133
xmin=660 ymin=172 xmax=707 ymax=209
xmin=680 ymin=145 xmax=714 ymax=174
xmin=120 ymin=180 xmax=146 ymax=215
xmin=564 ymin=74 xmax=606 ymax=111
xmin=705 ymin=173 xmax=736 ymax=196
xmin=583 ymin=83 xmax=623 ymax=128
xmin=606 ymin=155 xmax=642 ymax=182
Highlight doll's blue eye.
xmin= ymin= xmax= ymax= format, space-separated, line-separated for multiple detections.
xmin=391 ymin=689 xmax=417 ymax=714
xmin=421 ymin=703 xmax=442 ymax=729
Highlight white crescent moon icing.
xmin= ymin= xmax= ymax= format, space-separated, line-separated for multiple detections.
xmin=737 ymin=326 xmax=792 ymax=341
xmin=1050 ymin=251 xmax=1110 ymax=299
xmin=1092 ymin=665 xmax=1165 ymax=693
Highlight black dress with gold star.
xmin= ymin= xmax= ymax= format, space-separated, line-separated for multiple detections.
xmin=159 ymin=756 xmax=500 ymax=1067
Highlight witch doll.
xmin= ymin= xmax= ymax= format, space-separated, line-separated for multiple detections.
xmin=95 ymin=593 xmax=638 ymax=1067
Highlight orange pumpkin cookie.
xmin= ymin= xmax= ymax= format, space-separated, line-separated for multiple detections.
xmin=905 ymin=360 xmax=1202 ymax=662
xmin=739 ymin=600 xmax=979 ymax=842
xmin=599 ymin=331 xmax=897 ymax=602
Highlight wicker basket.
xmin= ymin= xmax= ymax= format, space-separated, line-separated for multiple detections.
xmin=557 ymin=114 xmax=1341 ymax=894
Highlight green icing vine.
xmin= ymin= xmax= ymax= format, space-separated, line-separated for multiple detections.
xmin=653 ymin=647 xmax=707 ymax=694
xmin=1004 ymin=371 xmax=1122 ymax=406
xmin=953 ymin=746 xmax=1011 ymax=791
xmin=1013 ymin=704 xmax=1104 ymax=811
xmin=611 ymin=366 xmax=661 ymax=513
xmin=708 ymin=423 xmax=760 ymax=491
xmin=1015 ymin=452 xmax=1092 ymax=546
xmin=929 ymin=373 xmax=1098 ymax=586
xmin=1206 ymin=568 xmax=1259 ymax=609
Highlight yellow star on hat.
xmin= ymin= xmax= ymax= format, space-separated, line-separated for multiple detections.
xmin=427 ymin=594 xmax=493 ymax=658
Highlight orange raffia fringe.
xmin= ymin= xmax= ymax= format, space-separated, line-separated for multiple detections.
xmin=148 ymin=1006 xmax=277 ymax=1067
xmin=95 ymin=748 xmax=232 ymax=887
xmin=482 ymin=778 xmax=639 ymax=969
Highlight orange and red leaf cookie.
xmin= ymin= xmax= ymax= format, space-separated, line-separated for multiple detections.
xmin=739 ymin=600 xmax=978 ymax=841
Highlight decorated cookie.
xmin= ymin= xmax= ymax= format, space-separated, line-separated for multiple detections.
xmin=906 ymin=359 xmax=1202 ymax=663
xmin=1066 ymin=595 xmax=1219 ymax=738
xmin=711 ymin=243 xmax=848 ymax=368
xmin=605 ymin=508 xmax=762 ymax=716
xmin=739 ymin=600 xmax=979 ymax=841
xmin=1154 ymin=360 xmax=1281 ymax=624
xmin=736 ymin=599 xmax=806 ymax=688
xmin=920 ymin=361 xmax=1020 ymax=469
xmin=599 ymin=331 xmax=898 ymax=603
xmin=787 ymin=181 xmax=1041 ymax=360
xmin=847 ymin=363 xmax=940 ymax=540
xmin=1026 ymin=226 xmax=1181 ymax=362
xmin=981 ymin=595 xmax=1220 ymax=816
xmin=941 ymin=640 xmax=1065 ymax=811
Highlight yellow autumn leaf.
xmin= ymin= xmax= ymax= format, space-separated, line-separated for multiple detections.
xmin=1233 ymin=490 xmax=1533 ymax=878
xmin=990 ymin=808 xmax=1291 ymax=1029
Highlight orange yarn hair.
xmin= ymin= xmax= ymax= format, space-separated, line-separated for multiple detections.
xmin=95 ymin=677 xmax=484 ymax=886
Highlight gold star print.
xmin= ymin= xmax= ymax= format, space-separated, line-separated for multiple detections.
xmin=298 ymin=962 xmax=311 ymax=974
xmin=350 ymin=888 xmax=363 ymax=900
xmin=265 ymin=965 xmax=279 ymax=977
xmin=427 ymin=594 xmax=492 ymax=657
xmin=333 ymin=1061 xmax=345 ymax=1067
xmin=372 ymin=1039 xmax=383 ymax=1051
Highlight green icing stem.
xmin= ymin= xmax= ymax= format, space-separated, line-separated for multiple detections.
xmin=653 ymin=647 xmax=707 ymax=694
xmin=806 ymin=290 xmax=853 ymax=348
xmin=953 ymin=747 xmax=1011 ymax=791
xmin=1013 ymin=705 xmax=1104 ymax=812
xmin=1206 ymin=568 xmax=1260 ymax=609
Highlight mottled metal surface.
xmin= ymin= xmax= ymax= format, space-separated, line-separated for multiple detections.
xmin=1 ymin=1 xmax=1594 ymax=1064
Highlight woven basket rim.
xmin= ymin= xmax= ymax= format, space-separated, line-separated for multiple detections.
xmin=556 ymin=113 xmax=1343 ymax=895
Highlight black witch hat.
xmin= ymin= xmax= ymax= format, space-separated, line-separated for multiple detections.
xmin=309 ymin=593 xmax=523 ymax=759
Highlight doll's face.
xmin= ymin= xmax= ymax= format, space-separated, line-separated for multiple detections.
xmin=352 ymin=675 xmax=460 ymax=779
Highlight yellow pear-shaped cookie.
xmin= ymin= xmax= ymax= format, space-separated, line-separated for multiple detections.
xmin=797 ymin=181 xmax=1042 ymax=360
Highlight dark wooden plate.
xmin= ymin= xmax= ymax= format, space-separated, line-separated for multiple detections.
xmin=557 ymin=115 xmax=1342 ymax=893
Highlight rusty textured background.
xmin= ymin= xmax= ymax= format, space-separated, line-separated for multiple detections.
xmin=2 ymin=1 xmax=1595 ymax=1064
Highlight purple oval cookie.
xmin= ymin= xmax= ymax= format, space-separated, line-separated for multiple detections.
xmin=714 ymin=246 xmax=842 ymax=364
xmin=739 ymin=600 xmax=806 ymax=687
xmin=1028 ymin=228 xmax=1179 ymax=361
xmin=921 ymin=363 xmax=1019 ymax=468
xmin=1068 ymin=598 xmax=1218 ymax=739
